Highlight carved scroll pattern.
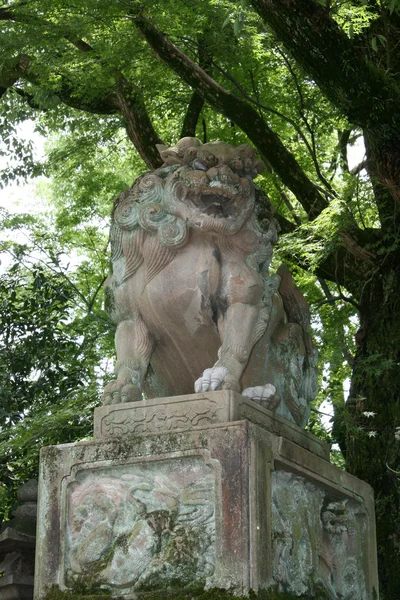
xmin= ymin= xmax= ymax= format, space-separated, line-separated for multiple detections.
xmin=271 ymin=470 xmax=368 ymax=600
xmin=101 ymin=400 xmax=224 ymax=437
xmin=65 ymin=458 xmax=216 ymax=592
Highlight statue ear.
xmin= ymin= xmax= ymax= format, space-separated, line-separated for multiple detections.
xmin=156 ymin=146 xmax=185 ymax=166
xmin=237 ymin=144 xmax=254 ymax=158
xmin=156 ymin=144 xmax=167 ymax=155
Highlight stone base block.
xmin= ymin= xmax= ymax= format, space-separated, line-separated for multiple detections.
xmin=94 ymin=390 xmax=330 ymax=460
xmin=0 ymin=575 xmax=34 ymax=600
xmin=34 ymin=392 xmax=378 ymax=599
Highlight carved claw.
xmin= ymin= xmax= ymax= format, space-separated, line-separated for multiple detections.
xmin=242 ymin=384 xmax=280 ymax=411
xmin=194 ymin=367 xmax=229 ymax=393
xmin=103 ymin=381 xmax=142 ymax=405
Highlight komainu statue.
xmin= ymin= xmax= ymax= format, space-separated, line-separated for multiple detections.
xmin=103 ymin=138 xmax=318 ymax=428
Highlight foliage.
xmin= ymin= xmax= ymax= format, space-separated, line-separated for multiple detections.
xmin=0 ymin=0 xmax=400 ymax=594
xmin=0 ymin=211 xmax=114 ymax=520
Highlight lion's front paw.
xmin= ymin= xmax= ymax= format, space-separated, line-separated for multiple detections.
xmin=103 ymin=381 xmax=142 ymax=405
xmin=242 ymin=384 xmax=280 ymax=410
xmin=194 ymin=367 xmax=240 ymax=393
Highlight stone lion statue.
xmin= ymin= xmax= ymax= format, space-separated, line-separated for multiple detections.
xmin=103 ymin=138 xmax=318 ymax=428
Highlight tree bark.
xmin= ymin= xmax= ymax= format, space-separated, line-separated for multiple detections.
xmin=181 ymin=36 xmax=212 ymax=138
xmin=252 ymin=0 xmax=400 ymax=228
xmin=112 ymin=79 xmax=164 ymax=170
xmin=346 ymin=251 xmax=400 ymax=597
xmin=181 ymin=92 xmax=205 ymax=138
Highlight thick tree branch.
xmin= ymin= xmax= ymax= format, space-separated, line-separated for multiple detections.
xmin=61 ymin=35 xmax=163 ymax=167
xmin=0 ymin=5 xmax=163 ymax=169
xmin=251 ymin=0 xmax=400 ymax=225
xmin=338 ymin=129 xmax=351 ymax=173
xmin=274 ymin=229 xmax=373 ymax=294
xmin=133 ymin=14 xmax=328 ymax=221
xmin=112 ymin=78 xmax=163 ymax=169
xmin=181 ymin=93 xmax=204 ymax=138
xmin=350 ymin=160 xmax=367 ymax=176
xmin=180 ymin=36 xmax=212 ymax=138
xmin=207 ymin=51 xmax=335 ymax=196
xmin=252 ymin=0 xmax=400 ymax=126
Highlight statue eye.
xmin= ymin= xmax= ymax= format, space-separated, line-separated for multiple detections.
xmin=193 ymin=160 xmax=208 ymax=171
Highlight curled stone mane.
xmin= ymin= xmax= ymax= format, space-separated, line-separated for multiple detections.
xmin=109 ymin=138 xmax=277 ymax=289
xmin=113 ymin=166 xmax=189 ymax=248
xmin=110 ymin=166 xmax=191 ymax=287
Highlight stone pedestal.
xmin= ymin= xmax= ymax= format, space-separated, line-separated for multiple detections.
xmin=34 ymin=392 xmax=378 ymax=599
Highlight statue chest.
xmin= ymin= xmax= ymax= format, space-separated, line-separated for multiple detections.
xmin=130 ymin=233 xmax=222 ymax=336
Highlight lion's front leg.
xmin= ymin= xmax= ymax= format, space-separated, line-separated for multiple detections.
xmin=195 ymin=301 xmax=260 ymax=393
xmin=195 ymin=255 xmax=266 ymax=394
xmin=103 ymin=316 xmax=154 ymax=405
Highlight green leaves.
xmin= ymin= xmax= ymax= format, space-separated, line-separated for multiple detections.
xmin=0 ymin=209 xmax=114 ymax=519
xmin=221 ymin=0 xmax=250 ymax=37
xmin=370 ymin=34 xmax=387 ymax=53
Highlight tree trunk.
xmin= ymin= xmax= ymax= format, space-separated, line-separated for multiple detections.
xmin=346 ymin=250 xmax=400 ymax=599
xmin=364 ymin=125 xmax=400 ymax=229
xmin=112 ymin=80 xmax=164 ymax=170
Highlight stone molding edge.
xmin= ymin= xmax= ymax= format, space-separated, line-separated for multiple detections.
xmin=238 ymin=399 xmax=329 ymax=460
xmin=94 ymin=391 xmax=330 ymax=461
xmin=276 ymin=436 xmax=374 ymax=502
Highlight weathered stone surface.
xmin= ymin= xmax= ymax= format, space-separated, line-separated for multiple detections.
xmin=0 ymin=575 xmax=35 ymax=600
xmin=0 ymin=528 xmax=36 ymax=553
xmin=103 ymin=138 xmax=318 ymax=428
xmin=65 ymin=457 xmax=216 ymax=591
xmin=94 ymin=391 xmax=330 ymax=460
xmin=95 ymin=391 xmax=233 ymax=439
xmin=271 ymin=471 xmax=368 ymax=598
xmin=17 ymin=480 xmax=38 ymax=505
xmin=34 ymin=406 xmax=378 ymax=599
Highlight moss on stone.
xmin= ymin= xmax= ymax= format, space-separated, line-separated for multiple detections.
xmin=41 ymin=584 xmax=331 ymax=600
xmin=41 ymin=445 xmax=61 ymax=472
xmin=42 ymin=585 xmax=114 ymax=600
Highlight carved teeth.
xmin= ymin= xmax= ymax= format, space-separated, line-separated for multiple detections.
xmin=208 ymin=181 xmax=239 ymax=195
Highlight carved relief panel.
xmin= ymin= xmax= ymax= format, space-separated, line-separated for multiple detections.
xmin=63 ymin=456 xmax=216 ymax=594
xmin=271 ymin=470 xmax=368 ymax=600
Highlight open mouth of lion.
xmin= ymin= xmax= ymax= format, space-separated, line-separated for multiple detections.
xmin=189 ymin=187 xmax=238 ymax=219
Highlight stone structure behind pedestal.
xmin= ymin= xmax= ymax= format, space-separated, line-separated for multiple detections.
xmin=34 ymin=392 xmax=378 ymax=599
xmin=0 ymin=479 xmax=37 ymax=600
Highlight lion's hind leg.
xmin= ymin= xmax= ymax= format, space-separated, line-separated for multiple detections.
xmin=103 ymin=315 xmax=154 ymax=405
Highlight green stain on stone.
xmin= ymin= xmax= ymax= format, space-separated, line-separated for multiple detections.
xmin=41 ymin=584 xmax=332 ymax=600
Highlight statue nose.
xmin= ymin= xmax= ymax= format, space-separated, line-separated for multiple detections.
xmin=206 ymin=164 xmax=240 ymax=184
